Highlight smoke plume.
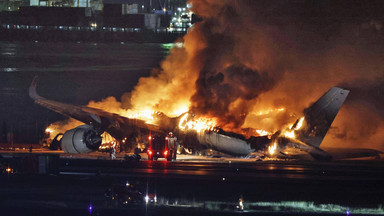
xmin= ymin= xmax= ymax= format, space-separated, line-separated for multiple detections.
xmin=132 ymin=0 xmax=384 ymax=149
xmin=52 ymin=0 xmax=384 ymax=150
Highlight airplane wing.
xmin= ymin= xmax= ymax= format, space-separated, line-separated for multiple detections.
xmin=29 ymin=76 xmax=163 ymax=135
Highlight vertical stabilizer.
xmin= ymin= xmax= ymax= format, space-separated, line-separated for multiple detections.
xmin=297 ymin=87 xmax=349 ymax=147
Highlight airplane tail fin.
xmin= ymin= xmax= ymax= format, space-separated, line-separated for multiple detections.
xmin=296 ymin=87 xmax=350 ymax=147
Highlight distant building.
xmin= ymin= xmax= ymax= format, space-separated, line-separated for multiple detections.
xmin=0 ymin=0 xmax=190 ymax=32
xmin=102 ymin=0 xmax=186 ymax=14
xmin=2 ymin=6 xmax=94 ymax=26
xmin=102 ymin=0 xmax=186 ymax=30
xmin=29 ymin=0 xmax=101 ymax=10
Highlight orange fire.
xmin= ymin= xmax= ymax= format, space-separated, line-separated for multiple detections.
xmin=283 ymin=117 xmax=305 ymax=139
xmin=45 ymin=104 xmax=292 ymax=146
xmin=268 ymin=141 xmax=278 ymax=155
xmin=178 ymin=113 xmax=217 ymax=133
xmin=255 ymin=129 xmax=272 ymax=136
xmin=256 ymin=107 xmax=285 ymax=116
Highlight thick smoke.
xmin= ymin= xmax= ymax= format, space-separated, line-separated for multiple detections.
xmin=126 ymin=0 xmax=384 ymax=149
xmin=181 ymin=0 xmax=384 ymax=150
xmin=129 ymin=0 xmax=294 ymax=131
xmin=324 ymin=77 xmax=384 ymax=150
xmin=187 ymin=1 xmax=298 ymax=130
xmin=54 ymin=0 xmax=384 ymax=150
xmin=191 ymin=65 xmax=276 ymax=129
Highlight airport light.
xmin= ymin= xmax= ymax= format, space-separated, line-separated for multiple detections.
xmin=88 ymin=204 xmax=93 ymax=214
xmin=6 ymin=167 xmax=12 ymax=173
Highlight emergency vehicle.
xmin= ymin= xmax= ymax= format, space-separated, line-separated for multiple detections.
xmin=146 ymin=135 xmax=176 ymax=161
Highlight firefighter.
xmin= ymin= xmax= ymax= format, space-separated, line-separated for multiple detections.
xmin=110 ymin=147 xmax=116 ymax=160
xmin=168 ymin=132 xmax=177 ymax=160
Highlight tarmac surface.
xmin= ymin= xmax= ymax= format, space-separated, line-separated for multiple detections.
xmin=0 ymin=149 xmax=384 ymax=215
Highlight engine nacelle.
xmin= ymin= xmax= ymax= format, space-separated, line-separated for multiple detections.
xmin=61 ymin=125 xmax=102 ymax=154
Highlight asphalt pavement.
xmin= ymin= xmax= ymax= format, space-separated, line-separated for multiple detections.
xmin=0 ymin=150 xmax=384 ymax=216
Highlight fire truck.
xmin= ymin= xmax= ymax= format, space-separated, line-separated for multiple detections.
xmin=146 ymin=135 xmax=176 ymax=161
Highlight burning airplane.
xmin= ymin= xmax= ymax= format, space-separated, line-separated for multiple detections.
xmin=27 ymin=0 xmax=384 ymax=160
xmin=30 ymin=77 xmax=360 ymax=160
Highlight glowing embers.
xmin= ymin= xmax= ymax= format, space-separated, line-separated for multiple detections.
xmin=283 ymin=117 xmax=305 ymax=139
xmin=178 ymin=113 xmax=217 ymax=133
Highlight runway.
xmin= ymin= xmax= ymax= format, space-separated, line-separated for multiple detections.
xmin=1 ymin=150 xmax=384 ymax=215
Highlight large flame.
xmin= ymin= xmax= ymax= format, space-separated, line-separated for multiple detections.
xmin=255 ymin=129 xmax=272 ymax=136
xmin=283 ymin=117 xmax=305 ymax=139
xmin=178 ymin=113 xmax=217 ymax=133
xmin=45 ymin=0 xmax=384 ymax=152
xmin=268 ymin=142 xmax=277 ymax=155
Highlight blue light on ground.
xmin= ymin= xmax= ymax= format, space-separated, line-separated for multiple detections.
xmin=88 ymin=204 xmax=93 ymax=214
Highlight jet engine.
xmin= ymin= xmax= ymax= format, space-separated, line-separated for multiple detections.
xmin=61 ymin=125 xmax=102 ymax=153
